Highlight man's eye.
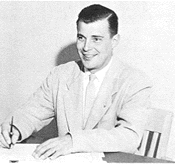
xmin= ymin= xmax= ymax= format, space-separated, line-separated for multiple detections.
xmin=93 ymin=37 xmax=102 ymax=42
xmin=77 ymin=36 xmax=84 ymax=41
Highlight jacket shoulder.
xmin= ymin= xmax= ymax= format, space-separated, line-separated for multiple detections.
xmin=50 ymin=60 xmax=83 ymax=80
xmin=117 ymin=62 xmax=152 ymax=87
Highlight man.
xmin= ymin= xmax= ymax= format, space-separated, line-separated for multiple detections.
xmin=0 ymin=4 xmax=152 ymax=160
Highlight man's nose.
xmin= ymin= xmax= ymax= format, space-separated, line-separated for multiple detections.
xmin=83 ymin=40 xmax=92 ymax=51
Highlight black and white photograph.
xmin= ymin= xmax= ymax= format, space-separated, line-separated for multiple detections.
xmin=0 ymin=1 xmax=175 ymax=163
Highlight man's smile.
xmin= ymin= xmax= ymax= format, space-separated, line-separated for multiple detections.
xmin=82 ymin=53 xmax=98 ymax=60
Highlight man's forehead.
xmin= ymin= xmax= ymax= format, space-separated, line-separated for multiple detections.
xmin=77 ymin=19 xmax=110 ymax=36
xmin=77 ymin=18 xmax=109 ymax=27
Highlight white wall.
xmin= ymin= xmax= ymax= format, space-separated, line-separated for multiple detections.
xmin=0 ymin=1 xmax=175 ymax=160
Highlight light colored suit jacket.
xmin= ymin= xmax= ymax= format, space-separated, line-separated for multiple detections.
xmin=7 ymin=56 xmax=152 ymax=154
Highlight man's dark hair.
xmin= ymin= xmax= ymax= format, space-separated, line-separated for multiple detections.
xmin=76 ymin=4 xmax=118 ymax=37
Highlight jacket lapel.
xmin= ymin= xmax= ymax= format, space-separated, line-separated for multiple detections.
xmin=85 ymin=57 xmax=124 ymax=129
xmin=63 ymin=58 xmax=125 ymax=131
xmin=63 ymin=62 xmax=84 ymax=132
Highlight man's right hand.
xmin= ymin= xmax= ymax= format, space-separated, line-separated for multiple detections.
xmin=0 ymin=122 xmax=20 ymax=148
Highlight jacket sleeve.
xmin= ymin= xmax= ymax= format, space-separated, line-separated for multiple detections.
xmin=4 ymin=68 xmax=57 ymax=141
xmin=70 ymin=71 xmax=152 ymax=154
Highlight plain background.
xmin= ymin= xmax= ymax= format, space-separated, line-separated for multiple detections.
xmin=0 ymin=1 xmax=175 ymax=160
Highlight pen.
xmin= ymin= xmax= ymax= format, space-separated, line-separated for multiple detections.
xmin=9 ymin=116 xmax=14 ymax=149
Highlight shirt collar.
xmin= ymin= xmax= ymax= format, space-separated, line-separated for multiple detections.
xmin=84 ymin=57 xmax=113 ymax=82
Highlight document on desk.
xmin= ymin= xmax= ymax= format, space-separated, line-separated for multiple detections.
xmin=0 ymin=144 xmax=106 ymax=163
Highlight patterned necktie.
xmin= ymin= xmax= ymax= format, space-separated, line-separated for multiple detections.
xmin=83 ymin=73 xmax=96 ymax=127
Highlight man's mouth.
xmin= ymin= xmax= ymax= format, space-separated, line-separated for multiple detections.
xmin=83 ymin=53 xmax=97 ymax=60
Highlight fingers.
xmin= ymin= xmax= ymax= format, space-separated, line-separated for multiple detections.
xmin=49 ymin=149 xmax=70 ymax=160
xmin=11 ymin=128 xmax=20 ymax=145
xmin=35 ymin=148 xmax=56 ymax=160
xmin=32 ymin=136 xmax=73 ymax=160
xmin=0 ymin=123 xmax=20 ymax=148
xmin=0 ymin=133 xmax=9 ymax=148
xmin=32 ymin=138 xmax=58 ymax=159
xmin=33 ymin=145 xmax=69 ymax=160
xmin=0 ymin=124 xmax=11 ymax=148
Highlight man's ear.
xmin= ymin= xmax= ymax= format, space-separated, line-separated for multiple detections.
xmin=112 ymin=34 xmax=120 ymax=49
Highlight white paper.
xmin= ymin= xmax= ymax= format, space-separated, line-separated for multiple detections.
xmin=0 ymin=144 xmax=106 ymax=164
xmin=0 ymin=144 xmax=38 ymax=162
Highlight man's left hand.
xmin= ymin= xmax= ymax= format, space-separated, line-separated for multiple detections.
xmin=32 ymin=134 xmax=73 ymax=160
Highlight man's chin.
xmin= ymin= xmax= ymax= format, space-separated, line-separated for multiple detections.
xmin=83 ymin=63 xmax=95 ymax=71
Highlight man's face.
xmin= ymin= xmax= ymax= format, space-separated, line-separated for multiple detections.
xmin=76 ymin=19 xmax=117 ymax=73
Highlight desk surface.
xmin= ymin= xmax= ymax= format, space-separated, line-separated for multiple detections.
xmin=1 ymin=143 xmax=174 ymax=163
xmin=103 ymin=152 xmax=175 ymax=163
xmin=23 ymin=136 xmax=175 ymax=163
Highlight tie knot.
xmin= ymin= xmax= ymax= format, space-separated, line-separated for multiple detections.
xmin=89 ymin=73 xmax=96 ymax=82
